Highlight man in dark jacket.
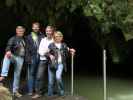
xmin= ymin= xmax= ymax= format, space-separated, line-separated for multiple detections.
xmin=25 ymin=22 xmax=44 ymax=96
xmin=0 ymin=26 xmax=26 ymax=98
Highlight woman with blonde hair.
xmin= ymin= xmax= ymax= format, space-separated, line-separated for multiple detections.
xmin=48 ymin=31 xmax=75 ymax=96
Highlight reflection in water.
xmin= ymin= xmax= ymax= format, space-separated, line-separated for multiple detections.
xmin=107 ymin=78 xmax=133 ymax=100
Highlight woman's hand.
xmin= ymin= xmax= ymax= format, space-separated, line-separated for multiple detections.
xmin=69 ymin=48 xmax=76 ymax=55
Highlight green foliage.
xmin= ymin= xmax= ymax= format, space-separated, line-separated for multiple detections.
xmin=4 ymin=0 xmax=133 ymax=34
xmin=3 ymin=0 xmax=88 ymax=25
xmin=3 ymin=0 xmax=132 ymax=63
xmin=5 ymin=0 xmax=86 ymax=26
xmin=82 ymin=0 xmax=132 ymax=63
xmin=84 ymin=0 xmax=133 ymax=35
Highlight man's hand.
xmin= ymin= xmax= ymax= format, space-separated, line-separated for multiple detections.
xmin=5 ymin=51 xmax=12 ymax=58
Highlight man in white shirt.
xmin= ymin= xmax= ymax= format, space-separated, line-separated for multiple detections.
xmin=32 ymin=26 xmax=54 ymax=99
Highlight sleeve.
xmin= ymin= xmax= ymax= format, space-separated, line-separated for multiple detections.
xmin=38 ymin=38 xmax=50 ymax=56
xmin=5 ymin=37 xmax=15 ymax=52
xmin=45 ymin=43 xmax=54 ymax=57
xmin=25 ymin=36 xmax=32 ymax=63
xmin=48 ymin=43 xmax=55 ymax=55
xmin=63 ymin=43 xmax=69 ymax=57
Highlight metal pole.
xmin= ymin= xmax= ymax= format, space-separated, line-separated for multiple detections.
xmin=71 ymin=53 xmax=74 ymax=96
xmin=103 ymin=49 xmax=107 ymax=100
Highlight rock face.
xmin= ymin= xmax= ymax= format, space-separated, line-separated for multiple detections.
xmin=18 ymin=95 xmax=88 ymax=100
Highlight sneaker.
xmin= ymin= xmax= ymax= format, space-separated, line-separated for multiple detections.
xmin=59 ymin=90 xmax=64 ymax=96
xmin=32 ymin=94 xmax=41 ymax=99
xmin=13 ymin=92 xmax=22 ymax=98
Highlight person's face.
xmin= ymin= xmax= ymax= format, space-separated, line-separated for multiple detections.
xmin=45 ymin=27 xmax=54 ymax=38
xmin=16 ymin=26 xmax=25 ymax=37
xmin=54 ymin=33 xmax=63 ymax=43
xmin=32 ymin=24 xmax=40 ymax=33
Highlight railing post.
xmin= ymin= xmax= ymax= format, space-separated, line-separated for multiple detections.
xmin=71 ymin=53 xmax=74 ymax=96
xmin=103 ymin=49 xmax=107 ymax=100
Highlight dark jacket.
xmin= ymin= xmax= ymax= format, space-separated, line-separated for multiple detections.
xmin=48 ymin=42 xmax=69 ymax=71
xmin=25 ymin=32 xmax=44 ymax=63
xmin=6 ymin=36 xmax=25 ymax=57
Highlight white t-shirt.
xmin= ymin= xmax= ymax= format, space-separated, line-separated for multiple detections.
xmin=38 ymin=37 xmax=53 ymax=60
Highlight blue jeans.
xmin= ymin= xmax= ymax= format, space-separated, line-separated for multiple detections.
xmin=48 ymin=63 xmax=64 ymax=96
xmin=1 ymin=55 xmax=24 ymax=93
xmin=27 ymin=55 xmax=39 ymax=93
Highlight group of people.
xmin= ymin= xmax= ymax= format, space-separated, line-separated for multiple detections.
xmin=0 ymin=22 xmax=75 ymax=99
